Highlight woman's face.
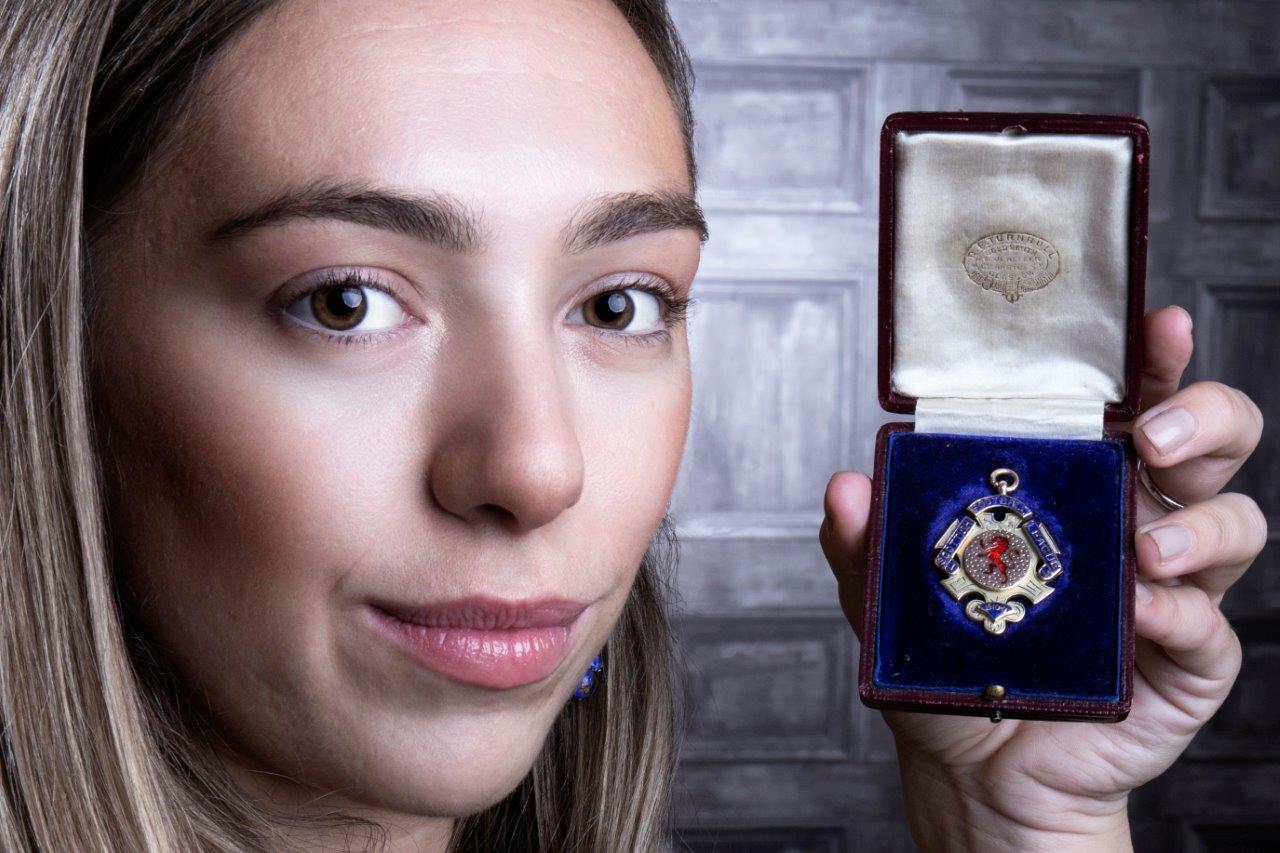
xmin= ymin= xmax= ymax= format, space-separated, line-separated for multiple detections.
xmin=89 ymin=0 xmax=700 ymax=830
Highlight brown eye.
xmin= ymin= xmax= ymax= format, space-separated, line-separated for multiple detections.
xmin=583 ymin=290 xmax=636 ymax=330
xmin=311 ymin=285 xmax=367 ymax=331
xmin=284 ymin=277 xmax=409 ymax=339
xmin=569 ymin=284 xmax=667 ymax=336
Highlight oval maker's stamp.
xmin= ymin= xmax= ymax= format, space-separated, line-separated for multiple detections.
xmin=963 ymin=231 xmax=1060 ymax=302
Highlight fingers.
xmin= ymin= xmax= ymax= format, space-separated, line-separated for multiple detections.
xmin=1135 ymin=492 xmax=1270 ymax=604
xmin=819 ymin=471 xmax=872 ymax=639
xmin=1134 ymin=578 xmax=1242 ymax=688
xmin=1132 ymin=380 xmax=1264 ymax=505
xmin=1138 ymin=305 xmax=1194 ymax=410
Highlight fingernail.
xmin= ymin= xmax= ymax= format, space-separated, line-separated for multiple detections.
xmin=1135 ymin=580 xmax=1153 ymax=604
xmin=1139 ymin=522 xmax=1193 ymax=562
xmin=1139 ymin=406 xmax=1195 ymax=454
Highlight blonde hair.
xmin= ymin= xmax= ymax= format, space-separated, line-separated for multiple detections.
xmin=0 ymin=0 xmax=694 ymax=849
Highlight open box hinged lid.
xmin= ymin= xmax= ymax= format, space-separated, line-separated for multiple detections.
xmin=862 ymin=112 xmax=1147 ymax=722
xmin=877 ymin=112 xmax=1150 ymax=439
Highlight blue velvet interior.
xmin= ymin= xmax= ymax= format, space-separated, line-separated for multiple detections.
xmin=873 ymin=431 xmax=1127 ymax=701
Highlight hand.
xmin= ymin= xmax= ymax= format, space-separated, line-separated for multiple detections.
xmin=819 ymin=306 xmax=1268 ymax=851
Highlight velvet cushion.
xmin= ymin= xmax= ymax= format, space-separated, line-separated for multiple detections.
xmin=871 ymin=430 xmax=1127 ymax=702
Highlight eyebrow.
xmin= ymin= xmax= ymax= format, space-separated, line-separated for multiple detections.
xmin=205 ymin=179 xmax=708 ymax=254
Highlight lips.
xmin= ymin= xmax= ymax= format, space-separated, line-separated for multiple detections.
xmin=367 ymin=596 xmax=587 ymax=689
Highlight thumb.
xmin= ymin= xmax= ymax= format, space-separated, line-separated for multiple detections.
xmin=819 ymin=471 xmax=873 ymax=640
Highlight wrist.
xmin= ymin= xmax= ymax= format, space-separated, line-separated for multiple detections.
xmin=896 ymin=745 xmax=1132 ymax=853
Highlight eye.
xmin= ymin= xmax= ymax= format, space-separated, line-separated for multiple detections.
xmin=569 ymin=285 xmax=670 ymax=335
xmin=283 ymin=273 xmax=409 ymax=338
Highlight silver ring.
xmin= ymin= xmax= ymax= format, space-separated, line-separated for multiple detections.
xmin=989 ymin=467 xmax=1019 ymax=495
xmin=1137 ymin=459 xmax=1188 ymax=512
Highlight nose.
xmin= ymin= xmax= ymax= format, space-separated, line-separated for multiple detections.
xmin=427 ymin=332 xmax=585 ymax=533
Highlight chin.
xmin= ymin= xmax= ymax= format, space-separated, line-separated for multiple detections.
xmin=301 ymin=709 xmax=557 ymax=818
xmin=351 ymin=754 xmax=539 ymax=819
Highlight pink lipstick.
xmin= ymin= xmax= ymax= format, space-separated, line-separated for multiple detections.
xmin=367 ymin=597 xmax=586 ymax=688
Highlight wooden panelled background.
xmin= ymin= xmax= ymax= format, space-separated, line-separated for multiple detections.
xmin=663 ymin=1 xmax=1280 ymax=849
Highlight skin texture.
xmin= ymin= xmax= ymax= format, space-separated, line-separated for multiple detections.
xmin=822 ymin=306 xmax=1269 ymax=851
xmin=89 ymin=0 xmax=701 ymax=848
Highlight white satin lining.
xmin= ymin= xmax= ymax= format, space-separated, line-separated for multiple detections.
xmin=915 ymin=397 xmax=1107 ymax=440
xmin=891 ymin=130 xmax=1133 ymax=440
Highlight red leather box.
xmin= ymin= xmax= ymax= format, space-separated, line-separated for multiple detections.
xmin=857 ymin=112 xmax=1149 ymax=722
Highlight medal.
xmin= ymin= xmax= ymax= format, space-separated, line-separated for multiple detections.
xmin=932 ymin=468 xmax=1064 ymax=634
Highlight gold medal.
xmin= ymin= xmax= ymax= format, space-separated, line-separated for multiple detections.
xmin=932 ymin=468 xmax=1064 ymax=635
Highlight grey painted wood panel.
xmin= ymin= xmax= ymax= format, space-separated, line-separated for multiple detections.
xmin=675 ymin=825 xmax=848 ymax=852
xmin=670 ymin=0 xmax=1280 ymax=68
xmin=1200 ymin=76 xmax=1280 ymax=219
xmin=668 ymin=2 xmax=1280 ymax=848
xmin=677 ymin=613 xmax=854 ymax=762
xmin=1196 ymin=281 xmax=1280 ymax=619
xmin=671 ymin=279 xmax=857 ymax=518
xmin=675 ymin=538 xmax=840 ymax=611
xmin=948 ymin=66 xmax=1142 ymax=113
xmin=693 ymin=61 xmax=868 ymax=212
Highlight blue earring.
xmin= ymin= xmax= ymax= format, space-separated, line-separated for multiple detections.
xmin=572 ymin=654 xmax=605 ymax=700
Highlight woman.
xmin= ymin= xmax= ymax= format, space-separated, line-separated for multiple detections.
xmin=0 ymin=0 xmax=1265 ymax=850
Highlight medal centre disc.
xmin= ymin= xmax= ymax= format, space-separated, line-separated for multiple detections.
xmin=961 ymin=529 xmax=1032 ymax=590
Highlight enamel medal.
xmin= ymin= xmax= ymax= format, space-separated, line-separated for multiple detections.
xmin=932 ymin=468 xmax=1064 ymax=635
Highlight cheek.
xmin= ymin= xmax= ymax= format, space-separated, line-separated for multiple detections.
xmin=95 ymin=313 xmax=411 ymax=675
xmin=576 ymin=351 xmax=691 ymax=569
